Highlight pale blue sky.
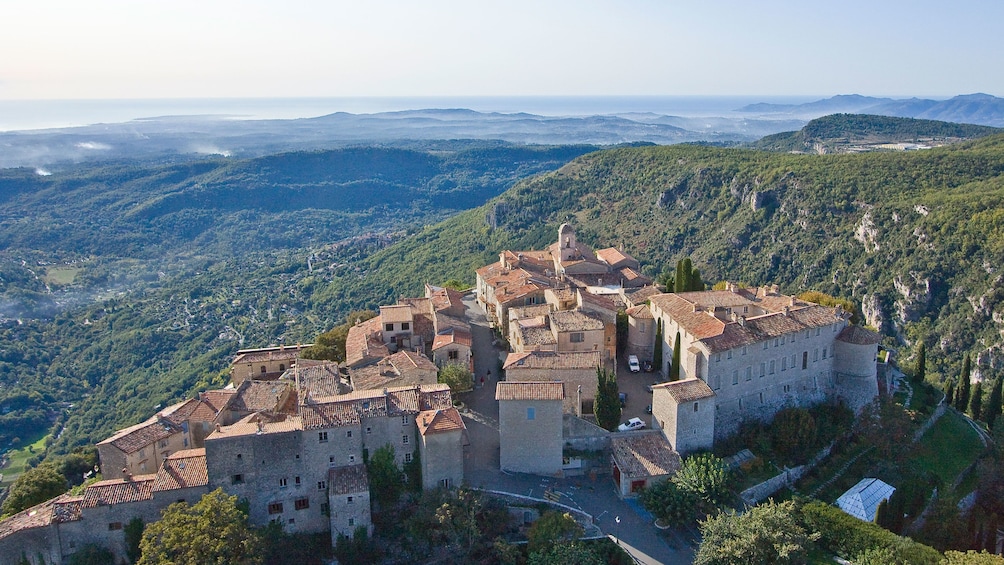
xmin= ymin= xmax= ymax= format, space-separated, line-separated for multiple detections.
xmin=2 ymin=0 xmax=1001 ymax=100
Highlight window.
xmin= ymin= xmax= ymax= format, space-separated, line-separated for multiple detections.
xmin=402 ymin=415 xmax=408 ymax=425
xmin=693 ymin=402 xmax=699 ymax=412
xmin=319 ymin=431 xmax=328 ymax=442
xmin=108 ymin=522 xmax=123 ymax=531
xmin=527 ymin=407 xmax=536 ymax=420
xmin=745 ymin=367 xmax=752 ymax=381
xmin=742 ymin=346 xmax=747 ymax=356
xmin=349 ymin=455 xmax=356 ymax=463
xmin=802 ymin=352 xmax=808 ymax=370
xmin=346 ymin=430 xmax=352 ymax=438
xmin=232 ymin=474 xmax=244 ymax=485
xmin=448 ymin=350 xmax=459 ymax=360
xmin=295 ymin=476 xmax=301 ymax=486
xmin=814 ymin=349 xmax=819 ymax=362
xmin=791 ymin=354 xmax=796 ymax=368
xmin=237 ymin=453 xmax=242 ymax=460
xmin=760 ymin=362 xmax=765 ymax=378
xmin=639 ymin=323 xmax=645 ymax=333
xmin=738 ymin=398 xmax=743 ymax=410
xmin=402 ymin=322 xmax=410 ymax=330
xmin=782 ymin=357 xmax=787 ymax=371
xmin=279 ymin=478 xmax=288 ymax=487
xmin=295 ymin=498 xmax=309 ymax=510
xmin=784 ymin=384 xmax=791 ymax=393
xmin=759 ymin=392 xmax=764 ymax=404
xmin=763 ymin=342 xmax=768 ymax=350
xmin=159 ymin=439 xmax=168 ymax=448
xmin=366 ymin=427 xmax=372 ymax=435
xmin=348 ymin=518 xmax=355 ymax=527
xmin=329 ymin=456 xmax=335 ymax=463
xmin=295 ymin=454 xmax=300 ymax=460
xmin=715 ymin=353 xmax=721 ymax=362
xmin=402 ymin=435 xmax=409 ymax=444
xmin=570 ymin=332 xmax=584 ymax=343
xmin=822 ymin=347 xmax=828 ymax=359
xmin=318 ymin=481 xmax=327 ymax=490
xmin=385 ymin=323 xmax=394 ymax=332
xmin=769 ymin=360 xmax=775 ymax=374
xmin=815 ymin=327 xmax=820 ymax=336
xmin=268 ymin=502 xmax=283 ymax=515
xmin=732 ymin=371 xmax=739 ymax=385
xmin=321 ymin=503 xmax=330 ymax=516
xmin=727 ymin=350 xmax=733 ymax=359
xmin=774 ymin=338 xmax=779 ymax=347
xmin=261 ymin=366 xmax=267 ymax=374
xmin=712 ymin=374 xmax=721 ymax=390
xmin=347 ymin=496 xmax=354 ymax=504
xmin=405 ymin=453 xmax=413 ymax=463
xmin=440 ymin=478 xmax=451 ymax=488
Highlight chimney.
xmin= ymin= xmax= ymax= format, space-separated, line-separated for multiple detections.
xmin=789 ymin=296 xmax=796 ymax=307
xmin=783 ymin=306 xmax=790 ymax=317
xmin=215 ymin=423 xmax=222 ymax=432
xmin=738 ymin=316 xmax=746 ymax=327
xmin=122 ymin=468 xmax=131 ymax=480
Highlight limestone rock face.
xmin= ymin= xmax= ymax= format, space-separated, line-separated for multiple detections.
xmin=861 ymin=294 xmax=885 ymax=333
xmin=854 ymin=212 xmax=880 ymax=252
xmin=893 ymin=273 xmax=931 ymax=324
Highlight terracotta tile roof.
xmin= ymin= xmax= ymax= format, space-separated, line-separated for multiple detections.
xmin=649 ymin=293 xmax=728 ymax=340
xmin=578 ymin=290 xmax=618 ymax=313
xmin=380 ymin=304 xmax=414 ymax=323
xmin=387 ymin=388 xmax=420 ymax=414
xmin=501 ymin=250 xmax=555 ymax=274
xmin=478 ymin=263 xmax=554 ymax=305
xmin=300 ymin=402 xmax=360 ymax=429
xmin=232 ymin=345 xmax=309 ymax=365
xmin=162 ymin=398 xmax=219 ymax=425
xmin=82 ymin=476 xmax=156 ymax=507
xmin=200 ymin=389 xmax=236 ymax=412
xmin=0 ymin=494 xmax=83 ymax=541
xmin=98 ymin=416 xmax=184 ymax=454
xmin=227 ymin=379 xmax=295 ymax=414
xmin=495 ymin=381 xmax=564 ymax=401
xmin=504 ymin=351 xmax=602 ymax=370
xmin=432 ymin=327 xmax=472 ymax=350
xmin=153 ymin=449 xmax=208 ymax=491
xmin=418 ymin=384 xmax=454 ymax=411
xmin=350 ymin=350 xmax=439 ymax=392
xmin=426 ymin=284 xmax=466 ymax=315
xmin=549 ymin=310 xmax=604 ymax=332
xmin=623 ymin=285 xmax=662 ymax=307
xmin=837 ymin=325 xmax=881 ymax=345
xmin=611 ymin=432 xmax=681 ymax=478
xmin=702 ymin=305 xmax=844 ymax=352
xmin=345 ymin=316 xmax=389 ymax=368
xmin=329 ymin=464 xmax=369 ymax=495
xmin=417 ymin=408 xmax=466 ymax=436
xmin=654 ymin=378 xmax=716 ymax=403
xmin=434 ymin=312 xmax=469 ymax=333
xmin=617 ymin=267 xmax=652 ymax=286
xmin=207 ymin=413 xmax=303 ymax=440
xmin=289 ymin=362 xmax=348 ymax=400
xmin=515 ymin=324 xmax=557 ymax=347
xmin=595 ymin=247 xmax=638 ymax=269
xmin=509 ymin=305 xmax=554 ymax=321
xmin=626 ymin=304 xmax=653 ymax=319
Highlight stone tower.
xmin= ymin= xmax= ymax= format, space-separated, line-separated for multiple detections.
xmin=558 ymin=223 xmax=577 ymax=262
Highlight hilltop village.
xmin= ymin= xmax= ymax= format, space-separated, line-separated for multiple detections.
xmin=0 ymin=224 xmax=881 ymax=564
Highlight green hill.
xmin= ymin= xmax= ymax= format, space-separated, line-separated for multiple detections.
xmin=315 ymin=135 xmax=1004 ymax=382
xmin=751 ymin=114 xmax=1001 ymax=153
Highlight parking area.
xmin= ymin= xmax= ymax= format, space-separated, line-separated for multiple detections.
xmin=615 ymin=355 xmax=665 ymax=427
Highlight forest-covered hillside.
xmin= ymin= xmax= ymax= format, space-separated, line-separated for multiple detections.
xmin=5 ymin=132 xmax=1004 ymax=459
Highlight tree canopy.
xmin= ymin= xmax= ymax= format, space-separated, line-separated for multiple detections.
xmin=695 ymin=499 xmax=816 ymax=565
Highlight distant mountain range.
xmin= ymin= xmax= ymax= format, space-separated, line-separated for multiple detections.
xmin=737 ymin=93 xmax=1004 ymax=127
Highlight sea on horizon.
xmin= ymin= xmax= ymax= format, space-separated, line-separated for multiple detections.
xmin=0 ymin=95 xmax=822 ymax=132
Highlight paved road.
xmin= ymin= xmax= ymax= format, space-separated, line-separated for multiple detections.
xmin=458 ymin=294 xmax=695 ymax=565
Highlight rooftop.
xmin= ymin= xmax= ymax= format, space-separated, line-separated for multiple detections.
xmin=504 ymin=350 xmax=602 ymax=371
xmin=232 ymin=345 xmax=309 ymax=365
xmin=82 ymin=476 xmax=157 ymax=508
xmin=496 ymin=381 xmax=564 ymax=402
xmin=350 ymin=350 xmax=439 ymax=392
xmin=654 ymin=378 xmax=716 ymax=403
xmin=549 ymin=310 xmax=604 ymax=332
xmin=837 ymin=325 xmax=882 ymax=345
xmin=837 ymin=478 xmax=896 ymax=522
xmin=416 ymin=408 xmax=466 ymax=436
xmin=611 ymin=432 xmax=681 ymax=478
xmin=0 ymin=494 xmax=83 ymax=541
xmin=380 ymin=304 xmax=415 ymax=323
xmin=432 ymin=327 xmax=473 ymax=350
xmin=329 ymin=464 xmax=370 ymax=495
xmin=152 ymin=449 xmax=209 ymax=491
xmin=97 ymin=416 xmax=183 ymax=454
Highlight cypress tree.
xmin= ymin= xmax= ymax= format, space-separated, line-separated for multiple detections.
xmin=874 ymin=498 xmax=890 ymax=528
xmin=595 ymin=367 xmax=621 ymax=431
xmin=946 ymin=381 xmax=956 ymax=407
xmin=681 ymin=258 xmax=693 ymax=291
xmin=670 ymin=331 xmax=682 ymax=381
xmin=986 ymin=377 xmax=1003 ymax=430
xmin=956 ymin=355 xmax=972 ymax=412
xmin=971 ymin=381 xmax=984 ymax=421
xmin=689 ymin=267 xmax=704 ymax=291
xmin=653 ymin=319 xmax=664 ymax=374
xmin=915 ymin=342 xmax=926 ymax=384
xmin=674 ymin=259 xmax=686 ymax=293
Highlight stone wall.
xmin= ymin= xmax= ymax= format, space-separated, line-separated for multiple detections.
xmin=740 ymin=442 xmax=834 ymax=505
xmin=498 ymin=399 xmax=563 ymax=475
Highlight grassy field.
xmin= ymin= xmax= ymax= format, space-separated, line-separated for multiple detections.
xmin=0 ymin=432 xmax=49 ymax=489
xmin=905 ymin=410 xmax=983 ymax=488
xmin=41 ymin=265 xmax=81 ymax=286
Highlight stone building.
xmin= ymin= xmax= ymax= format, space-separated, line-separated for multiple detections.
xmin=96 ymin=416 xmax=188 ymax=479
xmin=328 ymin=464 xmax=372 ymax=542
xmin=610 ymin=431 xmax=682 ymax=498
xmin=230 ymin=344 xmax=311 ymax=386
xmin=0 ymin=449 xmax=210 ymax=565
xmin=625 ymin=303 xmax=655 ymax=362
xmin=416 ymin=407 xmax=467 ymax=490
xmin=503 ymin=351 xmax=602 ymax=416
xmin=496 ymin=382 xmax=564 ymax=475
xmin=646 ymin=285 xmax=880 ymax=450
xmin=650 ymin=379 xmax=716 ymax=454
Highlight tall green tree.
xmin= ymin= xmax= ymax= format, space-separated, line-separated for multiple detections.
xmin=915 ymin=342 xmax=927 ymax=384
xmin=670 ymin=331 xmax=681 ymax=381
xmin=594 ymin=367 xmax=621 ymax=431
xmin=673 ymin=453 xmax=731 ymax=509
xmin=971 ymin=381 xmax=984 ymax=421
xmin=640 ymin=479 xmax=697 ymax=526
xmin=653 ymin=318 xmax=664 ymax=374
xmin=674 ymin=259 xmax=687 ymax=293
xmin=438 ymin=364 xmax=473 ymax=394
xmin=527 ymin=511 xmax=584 ymax=555
xmin=137 ymin=489 xmax=262 ymax=565
xmin=956 ymin=355 xmax=972 ymax=412
xmin=1 ymin=464 xmax=68 ymax=517
xmin=985 ymin=378 xmax=1003 ymax=430
xmin=366 ymin=445 xmax=403 ymax=510
xmin=689 ymin=268 xmax=704 ymax=291
xmin=695 ymin=499 xmax=815 ymax=565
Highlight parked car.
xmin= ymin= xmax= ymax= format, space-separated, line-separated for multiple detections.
xmin=642 ymin=360 xmax=653 ymax=372
xmin=618 ymin=417 xmax=646 ymax=432
xmin=628 ymin=355 xmax=641 ymax=373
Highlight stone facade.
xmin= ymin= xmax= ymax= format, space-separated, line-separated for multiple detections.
xmin=496 ymin=382 xmax=564 ymax=475
xmin=328 ymin=464 xmax=372 ymax=542
xmin=503 ymin=351 xmax=602 ymax=416
xmin=647 ymin=286 xmax=880 ymax=448
xmin=650 ymin=379 xmax=715 ymax=454
xmin=231 ymin=345 xmax=310 ymax=386
xmin=417 ymin=408 xmax=467 ymax=490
